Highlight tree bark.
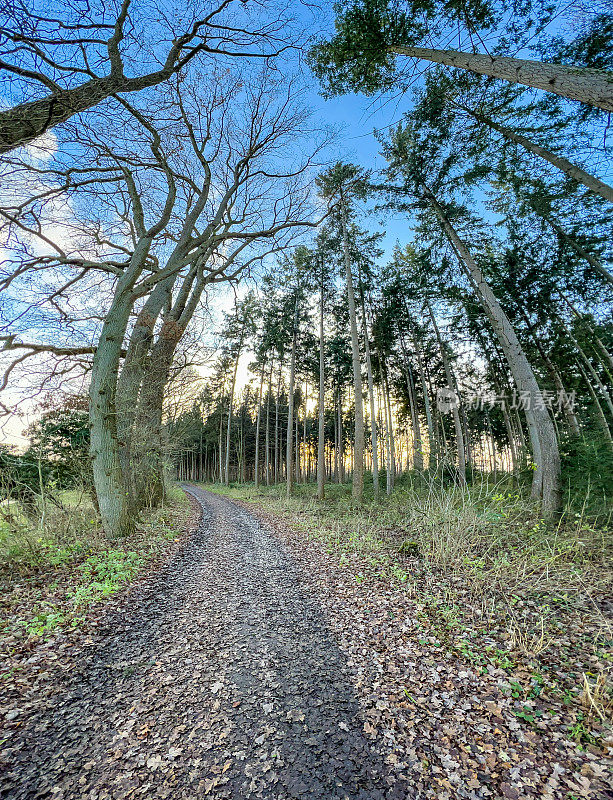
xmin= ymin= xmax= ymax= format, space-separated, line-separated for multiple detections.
xmin=341 ymin=200 xmax=365 ymax=502
xmin=360 ymin=289 xmax=379 ymax=499
xmin=131 ymin=332 xmax=177 ymax=509
xmin=274 ymin=363 xmax=282 ymax=483
xmin=224 ymin=338 xmax=243 ymax=486
xmin=286 ymin=296 xmax=299 ymax=499
xmin=265 ymin=362 xmax=273 ymax=485
xmin=254 ymin=364 xmax=265 ymax=489
xmin=472 ymin=111 xmax=613 ymax=204
xmin=400 ymin=334 xmax=424 ymax=471
xmin=577 ymin=363 xmax=613 ymax=446
xmin=425 ymin=187 xmax=560 ymax=513
xmin=317 ymin=266 xmax=326 ymax=500
xmin=411 ymin=325 xmax=436 ymax=469
xmin=116 ymin=275 xmax=175 ymax=506
xmin=0 ymin=53 xmax=189 ymax=154
xmin=89 ymin=234 xmax=160 ymax=537
xmin=391 ymin=46 xmax=613 ymax=113
xmin=535 ymin=214 xmax=613 ymax=288
xmin=89 ymin=289 xmax=135 ymax=538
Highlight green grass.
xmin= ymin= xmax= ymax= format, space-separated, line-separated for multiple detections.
xmin=206 ymin=478 xmax=611 ymax=595
xmin=206 ymin=477 xmax=613 ymax=731
xmin=0 ymin=485 xmax=191 ymax=640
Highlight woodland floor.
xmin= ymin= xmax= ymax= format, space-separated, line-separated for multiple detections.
xmin=1 ymin=487 xmax=405 ymax=799
xmin=1 ymin=486 xmax=611 ymax=800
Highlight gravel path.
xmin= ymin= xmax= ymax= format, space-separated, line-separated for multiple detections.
xmin=2 ymin=487 xmax=406 ymax=800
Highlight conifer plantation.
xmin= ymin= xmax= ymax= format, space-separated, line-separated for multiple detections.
xmin=1 ymin=2 xmax=612 ymax=798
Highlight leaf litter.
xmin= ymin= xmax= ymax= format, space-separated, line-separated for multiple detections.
xmin=0 ymin=488 xmax=407 ymax=799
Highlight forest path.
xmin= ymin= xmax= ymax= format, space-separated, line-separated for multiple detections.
xmin=2 ymin=486 xmax=405 ymax=800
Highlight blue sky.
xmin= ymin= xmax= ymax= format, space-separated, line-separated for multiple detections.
xmin=299 ymin=80 xmax=415 ymax=261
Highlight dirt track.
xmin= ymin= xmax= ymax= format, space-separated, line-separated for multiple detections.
xmin=1 ymin=486 xmax=406 ymax=799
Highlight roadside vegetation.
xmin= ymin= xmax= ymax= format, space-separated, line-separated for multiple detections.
xmin=0 ymin=484 xmax=191 ymax=649
xmin=208 ymin=478 xmax=613 ymax=742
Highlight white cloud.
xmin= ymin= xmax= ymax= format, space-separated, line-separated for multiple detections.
xmin=24 ymin=130 xmax=58 ymax=162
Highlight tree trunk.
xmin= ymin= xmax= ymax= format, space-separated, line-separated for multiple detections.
xmin=302 ymin=383 xmax=308 ymax=483
xmin=341 ymin=200 xmax=365 ymax=502
xmin=254 ymin=365 xmax=265 ymax=489
xmin=535 ymin=213 xmax=613 ymax=288
xmin=265 ymin=363 xmax=273 ymax=485
xmin=286 ymin=297 xmax=299 ymax=499
xmin=416 ymin=343 xmax=436 ymax=469
xmin=425 ymin=187 xmax=560 ymax=513
xmin=89 ymin=290 xmax=136 ymax=538
xmin=427 ymin=301 xmax=466 ymax=486
xmin=274 ymin=364 xmax=282 ymax=483
xmin=295 ymin=416 xmax=300 ymax=483
xmin=89 ymin=238 xmax=156 ymax=537
xmin=317 ymin=265 xmax=326 ymax=500
xmin=131 ymin=333 xmax=176 ymax=509
xmin=360 ymin=289 xmax=379 ymax=499
xmin=218 ymin=402 xmax=224 ymax=482
xmin=386 ymin=376 xmax=396 ymax=486
xmin=225 ymin=340 xmax=243 ymax=486
xmin=517 ymin=307 xmax=582 ymax=436
xmin=577 ymin=363 xmax=613 ymax=446
xmin=380 ymin=366 xmax=396 ymax=493
xmin=400 ymin=335 xmax=424 ymax=471
xmin=116 ymin=275 xmax=174 ymax=506
xmin=558 ymin=291 xmax=613 ymax=373
xmin=501 ymin=399 xmax=518 ymax=478
xmin=473 ymin=111 xmax=613 ymax=204
xmin=390 ymin=45 xmax=613 ymax=113
xmin=338 ymin=392 xmax=345 ymax=483
xmin=0 ymin=57 xmax=184 ymax=154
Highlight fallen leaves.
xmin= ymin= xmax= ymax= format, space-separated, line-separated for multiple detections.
xmin=250 ymin=500 xmax=613 ymax=800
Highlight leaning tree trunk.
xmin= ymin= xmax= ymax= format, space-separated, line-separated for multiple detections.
xmin=514 ymin=306 xmax=582 ymax=437
xmin=390 ymin=46 xmax=613 ymax=113
xmin=558 ymin=291 xmax=613 ymax=374
xmin=89 ymin=235 xmax=159 ymax=537
xmin=534 ymin=213 xmax=613 ymax=288
xmin=341 ymin=199 xmax=365 ymax=502
xmin=90 ymin=290 xmax=137 ymax=538
xmin=425 ymin=187 xmax=561 ymax=513
xmin=116 ymin=275 xmax=175 ymax=507
xmin=471 ymin=111 xmax=613 ymax=204
xmin=577 ymin=363 xmax=613 ymax=447
xmin=0 ymin=60 xmax=182 ymax=154
xmin=131 ymin=331 xmax=178 ymax=510
xmin=538 ymin=341 xmax=581 ymax=435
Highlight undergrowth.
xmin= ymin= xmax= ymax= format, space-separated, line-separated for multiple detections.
xmin=207 ymin=476 xmax=613 ymax=730
xmin=0 ymin=485 xmax=190 ymax=640
xmin=209 ymin=477 xmax=611 ymax=594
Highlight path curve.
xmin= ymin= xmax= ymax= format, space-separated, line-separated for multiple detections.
xmin=1 ymin=487 xmax=408 ymax=799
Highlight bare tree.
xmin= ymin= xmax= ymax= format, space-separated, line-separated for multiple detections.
xmin=1 ymin=65 xmax=327 ymax=535
xmin=0 ymin=0 xmax=302 ymax=153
